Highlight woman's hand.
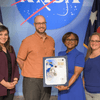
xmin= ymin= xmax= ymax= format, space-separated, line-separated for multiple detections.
xmin=12 ymin=80 xmax=18 ymax=86
xmin=13 ymin=78 xmax=18 ymax=86
xmin=55 ymin=86 xmax=69 ymax=91
xmin=0 ymin=79 xmax=15 ymax=89
xmin=5 ymin=82 xmax=15 ymax=89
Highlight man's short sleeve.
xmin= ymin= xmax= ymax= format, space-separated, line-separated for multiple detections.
xmin=17 ymin=39 xmax=29 ymax=60
xmin=75 ymin=53 xmax=85 ymax=68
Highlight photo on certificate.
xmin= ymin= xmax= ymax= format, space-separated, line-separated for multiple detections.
xmin=43 ymin=56 xmax=68 ymax=87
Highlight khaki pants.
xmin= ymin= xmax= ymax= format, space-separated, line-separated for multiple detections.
xmin=85 ymin=89 xmax=100 ymax=100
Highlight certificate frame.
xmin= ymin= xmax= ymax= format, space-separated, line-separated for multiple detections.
xmin=43 ymin=56 xmax=68 ymax=87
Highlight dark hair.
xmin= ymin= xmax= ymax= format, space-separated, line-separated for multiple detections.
xmin=62 ymin=32 xmax=79 ymax=46
xmin=0 ymin=25 xmax=12 ymax=52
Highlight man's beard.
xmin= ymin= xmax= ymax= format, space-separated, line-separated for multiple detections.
xmin=36 ymin=27 xmax=46 ymax=34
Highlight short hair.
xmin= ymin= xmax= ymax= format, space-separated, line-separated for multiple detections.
xmin=62 ymin=32 xmax=79 ymax=46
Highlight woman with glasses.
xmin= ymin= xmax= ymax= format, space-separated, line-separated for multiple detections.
xmin=0 ymin=25 xmax=19 ymax=100
xmin=83 ymin=32 xmax=100 ymax=100
xmin=55 ymin=32 xmax=86 ymax=100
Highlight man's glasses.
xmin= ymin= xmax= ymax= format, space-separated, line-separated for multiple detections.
xmin=90 ymin=40 xmax=100 ymax=43
xmin=35 ymin=22 xmax=46 ymax=26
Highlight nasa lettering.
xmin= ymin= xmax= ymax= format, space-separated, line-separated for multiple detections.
xmin=16 ymin=0 xmax=83 ymax=29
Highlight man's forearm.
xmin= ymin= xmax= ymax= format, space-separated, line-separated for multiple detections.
xmin=17 ymin=57 xmax=24 ymax=70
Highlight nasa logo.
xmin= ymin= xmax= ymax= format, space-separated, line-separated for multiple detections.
xmin=16 ymin=0 xmax=83 ymax=29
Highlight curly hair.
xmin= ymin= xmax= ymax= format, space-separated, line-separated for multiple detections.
xmin=62 ymin=32 xmax=79 ymax=47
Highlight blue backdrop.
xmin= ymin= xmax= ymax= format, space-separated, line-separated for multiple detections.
xmin=0 ymin=0 xmax=94 ymax=96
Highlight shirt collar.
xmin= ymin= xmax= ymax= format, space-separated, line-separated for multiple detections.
xmin=65 ymin=48 xmax=76 ymax=55
xmin=34 ymin=32 xmax=48 ymax=39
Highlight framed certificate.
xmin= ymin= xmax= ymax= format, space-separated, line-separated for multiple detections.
xmin=43 ymin=56 xmax=68 ymax=87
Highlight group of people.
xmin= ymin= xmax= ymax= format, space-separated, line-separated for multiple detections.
xmin=0 ymin=15 xmax=100 ymax=100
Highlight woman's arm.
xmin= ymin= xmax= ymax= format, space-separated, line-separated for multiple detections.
xmin=82 ymin=75 xmax=85 ymax=89
xmin=11 ymin=46 xmax=20 ymax=80
xmin=68 ymin=66 xmax=83 ymax=87
xmin=56 ymin=66 xmax=83 ymax=91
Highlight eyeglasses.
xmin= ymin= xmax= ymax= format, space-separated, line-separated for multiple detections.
xmin=35 ymin=22 xmax=46 ymax=26
xmin=66 ymin=39 xmax=77 ymax=42
xmin=90 ymin=40 xmax=100 ymax=43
